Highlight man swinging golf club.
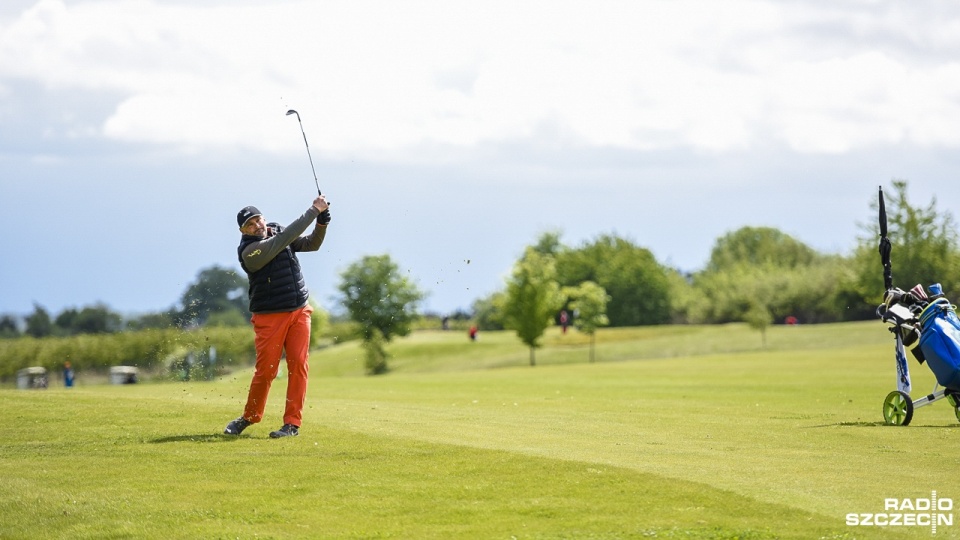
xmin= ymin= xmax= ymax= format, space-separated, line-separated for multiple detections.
xmin=224 ymin=195 xmax=331 ymax=438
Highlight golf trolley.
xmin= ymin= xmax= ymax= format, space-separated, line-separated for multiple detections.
xmin=875 ymin=185 xmax=960 ymax=426
xmin=877 ymin=286 xmax=960 ymax=426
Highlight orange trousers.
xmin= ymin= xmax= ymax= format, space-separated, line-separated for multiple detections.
xmin=243 ymin=304 xmax=313 ymax=427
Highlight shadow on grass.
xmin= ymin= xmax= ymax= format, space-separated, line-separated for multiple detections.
xmin=149 ymin=434 xmax=243 ymax=443
xmin=807 ymin=421 xmax=960 ymax=429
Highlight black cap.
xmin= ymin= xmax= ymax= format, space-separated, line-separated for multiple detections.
xmin=237 ymin=206 xmax=262 ymax=228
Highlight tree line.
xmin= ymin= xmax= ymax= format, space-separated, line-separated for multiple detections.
xmin=467 ymin=180 xmax=960 ymax=359
xmin=2 ymin=181 xmax=958 ymax=374
xmin=0 ymin=266 xmax=252 ymax=339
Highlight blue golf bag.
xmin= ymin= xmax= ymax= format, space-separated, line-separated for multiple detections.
xmin=918 ymin=298 xmax=960 ymax=391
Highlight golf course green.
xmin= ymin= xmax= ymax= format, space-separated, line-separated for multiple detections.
xmin=1 ymin=322 xmax=956 ymax=539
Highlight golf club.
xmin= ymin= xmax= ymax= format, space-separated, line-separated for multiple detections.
xmin=286 ymin=109 xmax=321 ymax=195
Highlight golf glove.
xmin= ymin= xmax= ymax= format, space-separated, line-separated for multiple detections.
xmin=317 ymin=209 xmax=331 ymax=226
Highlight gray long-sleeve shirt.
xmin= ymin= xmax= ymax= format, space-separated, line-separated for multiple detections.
xmin=239 ymin=206 xmax=326 ymax=273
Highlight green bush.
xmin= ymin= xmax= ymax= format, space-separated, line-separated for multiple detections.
xmin=362 ymin=329 xmax=389 ymax=375
xmin=324 ymin=319 xmax=363 ymax=344
xmin=0 ymin=327 xmax=254 ymax=383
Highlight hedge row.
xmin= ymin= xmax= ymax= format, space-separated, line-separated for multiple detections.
xmin=0 ymin=327 xmax=254 ymax=381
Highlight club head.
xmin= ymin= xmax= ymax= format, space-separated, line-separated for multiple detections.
xmin=286 ymin=109 xmax=298 ymax=117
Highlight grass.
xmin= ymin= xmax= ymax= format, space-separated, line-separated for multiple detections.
xmin=0 ymin=322 xmax=956 ymax=539
xmin=314 ymin=320 xmax=888 ymax=376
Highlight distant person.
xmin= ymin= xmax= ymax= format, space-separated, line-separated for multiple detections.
xmin=63 ymin=361 xmax=74 ymax=388
xmin=469 ymin=325 xmax=478 ymax=341
xmin=224 ymin=195 xmax=331 ymax=439
xmin=559 ymin=310 xmax=569 ymax=334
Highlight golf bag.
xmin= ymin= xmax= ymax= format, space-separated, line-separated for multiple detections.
xmin=885 ymin=285 xmax=960 ymax=392
xmin=917 ymin=298 xmax=960 ymax=391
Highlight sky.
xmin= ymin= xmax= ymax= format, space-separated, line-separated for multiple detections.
xmin=3 ymin=0 xmax=960 ymax=319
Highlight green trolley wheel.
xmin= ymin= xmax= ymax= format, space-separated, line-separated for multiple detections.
xmin=947 ymin=391 xmax=960 ymax=424
xmin=883 ymin=390 xmax=913 ymax=426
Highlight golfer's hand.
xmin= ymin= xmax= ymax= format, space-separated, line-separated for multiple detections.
xmin=317 ymin=208 xmax=331 ymax=226
xmin=312 ymin=196 xmax=329 ymax=213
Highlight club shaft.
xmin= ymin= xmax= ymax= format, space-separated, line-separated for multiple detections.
xmin=289 ymin=110 xmax=321 ymax=195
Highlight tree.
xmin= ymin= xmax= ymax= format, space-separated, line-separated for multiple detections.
xmin=50 ymin=304 xmax=123 ymax=335
xmin=337 ymin=254 xmax=425 ymax=373
xmin=54 ymin=308 xmax=79 ymax=335
xmin=852 ymin=180 xmax=960 ymax=302
xmin=471 ymin=292 xmax=505 ymax=331
xmin=25 ymin=304 xmax=53 ymax=338
xmin=706 ymin=226 xmax=818 ymax=272
xmin=126 ymin=310 xmax=177 ymax=331
xmin=531 ymin=230 xmax=564 ymax=257
xmin=743 ymin=300 xmax=773 ymax=347
xmin=688 ymin=226 xmax=859 ymax=324
xmin=76 ymin=304 xmax=122 ymax=334
xmin=501 ymin=248 xmax=565 ymax=366
xmin=664 ymin=267 xmax=698 ymax=324
xmin=555 ymin=234 xmax=670 ymax=326
xmin=0 ymin=315 xmax=20 ymax=338
xmin=362 ymin=328 xmax=389 ymax=375
xmin=566 ymin=281 xmax=610 ymax=362
xmin=177 ymin=265 xmax=249 ymax=327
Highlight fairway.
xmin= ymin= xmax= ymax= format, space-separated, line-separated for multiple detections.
xmin=1 ymin=322 xmax=958 ymax=539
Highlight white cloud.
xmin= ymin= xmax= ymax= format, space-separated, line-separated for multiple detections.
xmin=3 ymin=0 xmax=960 ymax=159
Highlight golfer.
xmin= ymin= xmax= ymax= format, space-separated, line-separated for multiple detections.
xmin=224 ymin=195 xmax=330 ymax=438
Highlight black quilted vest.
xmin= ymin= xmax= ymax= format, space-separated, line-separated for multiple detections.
xmin=238 ymin=234 xmax=309 ymax=314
